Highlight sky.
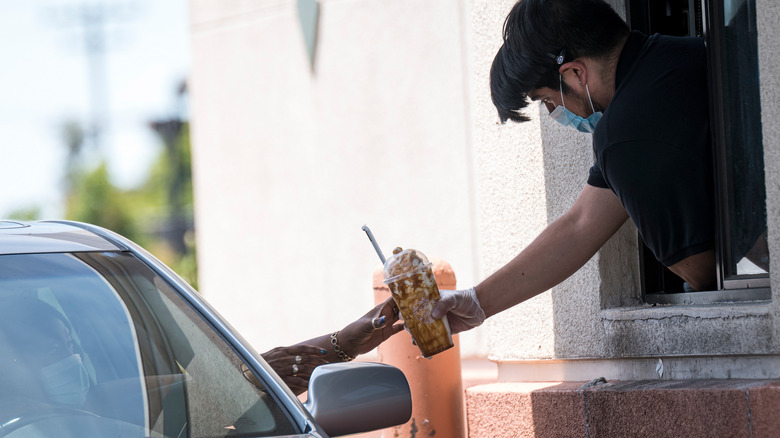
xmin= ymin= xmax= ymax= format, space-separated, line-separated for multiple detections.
xmin=0 ymin=0 xmax=190 ymax=218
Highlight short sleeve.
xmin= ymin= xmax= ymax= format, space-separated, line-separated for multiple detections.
xmin=587 ymin=163 xmax=609 ymax=189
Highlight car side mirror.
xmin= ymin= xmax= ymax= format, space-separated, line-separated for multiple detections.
xmin=303 ymin=362 xmax=412 ymax=437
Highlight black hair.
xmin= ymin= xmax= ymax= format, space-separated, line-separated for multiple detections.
xmin=490 ymin=0 xmax=630 ymax=123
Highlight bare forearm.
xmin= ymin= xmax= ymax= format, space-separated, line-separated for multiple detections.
xmin=291 ymin=335 xmax=338 ymax=361
xmin=475 ymin=186 xmax=628 ymax=318
xmin=262 ymin=299 xmax=403 ymax=395
xmin=476 ymin=216 xmax=597 ymax=317
xmin=290 ymin=298 xmax=404 ymax=362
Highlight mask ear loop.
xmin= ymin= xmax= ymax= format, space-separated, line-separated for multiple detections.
xmin=585 ymin=83 xmax=596 ymax=115
xmin=558 ymin=74 xmax=566 ymax=109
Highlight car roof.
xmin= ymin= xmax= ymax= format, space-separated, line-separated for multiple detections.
xmin=0 ymin=220 xmax=124 ymax=255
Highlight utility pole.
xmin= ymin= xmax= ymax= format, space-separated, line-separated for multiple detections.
xmin=48 ymin=1 xmax=136 ymax=154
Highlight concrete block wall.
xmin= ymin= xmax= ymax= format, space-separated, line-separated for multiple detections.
xmin=466 ymin=379 xmax=780 ymax=437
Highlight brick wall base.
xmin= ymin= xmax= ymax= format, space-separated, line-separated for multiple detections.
xmin=466 ymin=379 xmax=780 ymax=437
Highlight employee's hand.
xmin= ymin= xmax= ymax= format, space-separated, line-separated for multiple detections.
xmin=432 ymin=287 xmax=486 ymax=333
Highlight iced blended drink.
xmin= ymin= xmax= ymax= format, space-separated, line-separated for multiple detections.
xmin=383 ymin=247 xmax=453 ymax=358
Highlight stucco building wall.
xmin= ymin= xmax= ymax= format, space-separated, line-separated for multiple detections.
xmin=188 ymin=0 xmax=486 ymax=355
xmin=189 ymin=0 xmax=780 ymax=378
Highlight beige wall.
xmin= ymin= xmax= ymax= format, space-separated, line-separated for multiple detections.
xmin=190 ymin=0 xmax=780 ymax=377
xmin=188 ymin=0 xmax=486 ymax=356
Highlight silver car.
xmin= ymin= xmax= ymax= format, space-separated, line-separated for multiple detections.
xmin=0 ymin=220 xmax=411 ymax=437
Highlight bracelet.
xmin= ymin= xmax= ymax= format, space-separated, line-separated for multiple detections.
xmin=330 ymin=331 xmax=355 ymax=362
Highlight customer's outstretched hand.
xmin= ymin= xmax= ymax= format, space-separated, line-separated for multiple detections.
xmin=262 ymin=345 xmax=328 ymax=394
xmin=336 ymin=297 xmax=405 ymax=358
xmin=261 ymin=297 xmax=404 ymax=395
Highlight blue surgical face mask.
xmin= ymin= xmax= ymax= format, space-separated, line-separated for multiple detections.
xmin=40 ymin=353 xmax=90 ymax=407
xmin=549 ymin=75 xmax=603 ymax=133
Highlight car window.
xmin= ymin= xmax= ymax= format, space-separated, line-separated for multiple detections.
xmin=0 ymin=251 xmax=299 ymax=438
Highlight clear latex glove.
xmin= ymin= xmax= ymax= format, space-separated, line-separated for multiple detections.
xmin=431 ymin=287 xmax=486 ymax=334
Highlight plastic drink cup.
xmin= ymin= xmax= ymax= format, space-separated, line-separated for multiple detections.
xmin=383 ymin=247 xmax=454 ymax=358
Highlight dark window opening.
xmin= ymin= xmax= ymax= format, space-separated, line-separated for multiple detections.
xmin=626 ymin=0 xmax=770 ymax=303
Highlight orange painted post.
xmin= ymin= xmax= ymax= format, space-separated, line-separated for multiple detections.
xmin=372 ymin=258 xmax=465 ymax=438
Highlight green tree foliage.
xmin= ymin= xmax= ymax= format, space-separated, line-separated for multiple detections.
xmin=65 ymin=161 xmax=139 ymax=242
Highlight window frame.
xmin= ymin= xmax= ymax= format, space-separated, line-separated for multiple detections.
xmin=626 ymin=0 xmax=771 ymax=304
xmin=701 ymin=0 xmax=770 ymax=293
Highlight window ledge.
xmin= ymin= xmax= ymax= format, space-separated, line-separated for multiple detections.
xmin=644 ymin=287 xmax=770 ymax=305
xmin=602 ymin=301 xmax=772 ymax=321
xmin=599 ymin=301 xmax=773 ymax=357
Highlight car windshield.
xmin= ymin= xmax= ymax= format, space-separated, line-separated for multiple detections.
xmin=0 ymin=251 xmax=298 ymax=438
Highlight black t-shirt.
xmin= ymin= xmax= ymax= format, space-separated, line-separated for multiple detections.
xmin=588 ymin=31 xmax=714 ymax=266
